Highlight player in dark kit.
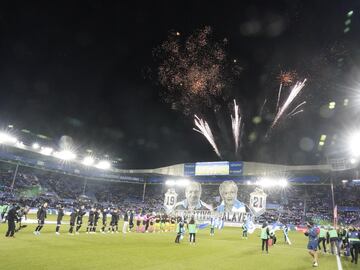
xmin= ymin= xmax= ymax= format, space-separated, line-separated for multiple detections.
xmin=55 ymin=205 xmax=65 ymax=235
xmin=34 ymin=202 xmax=48 ymax=235
xmin=93 ymin=208 xmax=101 ymax=232
xmin=15 ymin=206 xmax=29 ymax=232
xmin=110 ymin=208 xmax=119 ymax=233
xmin=5 ymin=205 xmax=20 ymax=237
xmin=175 ymin=217 xmax=184 ymax=243
xmin=86 ymin=207 xmax=95 ymax=233
xmin=101 ymin=207 xmax=109 ymax=233
xmin=75 ymin=205 xmax=86 ymax=234
xmin=129 ymin=210 xmax=134 ymax=232
xmin=69 ymin=208 xmax=78 ymax=234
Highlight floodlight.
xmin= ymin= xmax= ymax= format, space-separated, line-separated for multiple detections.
xmin=350 ymin=158 xmax=357 ymax=164
xmin=95 ymin=160 xmax=111 ymax=170
xmin=278 ymin=179 xmax=288 ymax=188
xmin=165 ymin=180 xmax=176 ymax=186
xmin=256 ymin=177 xmax=288 ymax=188
xmin=40 ymin=147 xmax=53 ymax=156
xmin=0 ymin=132 xmax=17 ymax=144
xmin=16 ymin=141 xmax=25 ymax=148
xmin=32 ymin=143 xmax=40 ymax=149
xmin=176 ymin=179 xmax=190 ymax=187
xmin=53 ymin=150 xmax=76 ymax=160
xmin=348 ymin=132 xmax=360 ymax=157
xmin=82 ymin=156 xmax=95 ymax=166
xmin=257 ymin=177 xmax=274 ymax=187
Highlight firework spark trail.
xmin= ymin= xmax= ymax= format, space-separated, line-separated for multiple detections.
xmin=288 ymin=110 xmax=303 ymax=117
xmin=276 ymin=83 xmax=283 ymax=113
xmin=231 ymin=99 xmax=241 ymax=154
xmin=193 ymin=115 xmax=221 ymax=158
xmin=286 ymin=101 xmax=306 ymax=117
xmin=271 ymin=79 xmax=307 ymax=129
xmin=259 ymin=98 xmax=267 ymax=116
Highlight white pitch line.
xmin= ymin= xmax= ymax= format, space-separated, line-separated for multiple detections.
xmin=335 ymin=246 xmax=343 ymax=270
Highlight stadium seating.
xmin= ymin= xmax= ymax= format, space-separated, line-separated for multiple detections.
xmin=0 ymin=162 xmax=359 ymax=225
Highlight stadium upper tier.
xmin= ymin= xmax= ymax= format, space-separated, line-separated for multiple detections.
xmin=0 ymin=145 xmax=357 ymax=184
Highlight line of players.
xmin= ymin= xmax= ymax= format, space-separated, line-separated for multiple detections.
xmin=32 ymin=203 xmax=179 ymax=235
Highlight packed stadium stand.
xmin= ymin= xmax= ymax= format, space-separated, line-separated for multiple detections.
xmin=1 ymin=159 xmax=359 ymax=226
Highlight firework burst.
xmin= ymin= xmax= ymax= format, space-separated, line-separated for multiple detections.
xmin=276 ymin=71 xmax=297 ymax=112
xmin=155 ymin=26 xmax=241 ymax=115
xmin=193 ymin=115 xmax=221 ymax=158
xmin=277 ymin=70 xmax=297 ymax=86
xmin=271 ymin=79 xmax=307 ymax=129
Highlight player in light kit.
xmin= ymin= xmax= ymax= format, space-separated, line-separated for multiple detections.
xmin=283 ymin=224 xmax=291 ymax=245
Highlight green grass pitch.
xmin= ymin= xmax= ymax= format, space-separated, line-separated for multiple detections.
xmin=0 ymin=215 xmax=355 ymax=270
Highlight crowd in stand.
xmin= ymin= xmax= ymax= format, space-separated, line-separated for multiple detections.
xmin=0 ymin=163 xmax=359 ymax=226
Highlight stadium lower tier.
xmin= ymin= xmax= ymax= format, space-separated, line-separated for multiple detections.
xmin=0 ymin=162 xmax=359 ymax=226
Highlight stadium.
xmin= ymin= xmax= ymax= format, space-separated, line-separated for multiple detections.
xmin=1 ymin=1 xmax=360 ymax=270
xmin=0 ymin=125 xmax=359 ymax=270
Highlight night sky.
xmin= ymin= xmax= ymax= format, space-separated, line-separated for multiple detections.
xmin=0 ymin=1 xmax=359 ymax=169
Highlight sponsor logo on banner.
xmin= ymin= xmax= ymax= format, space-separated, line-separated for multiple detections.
xmin=249 ymin=188 xmax=267 ymax=216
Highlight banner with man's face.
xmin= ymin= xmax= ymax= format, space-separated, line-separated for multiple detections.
xmin=164 ymin=180 xmax=267 ymax=222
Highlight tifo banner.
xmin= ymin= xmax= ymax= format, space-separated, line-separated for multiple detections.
xmin=249 ymin=188 xmax=267 ymax=216
xmin=163 ymin=180 xmax=267 ymax=224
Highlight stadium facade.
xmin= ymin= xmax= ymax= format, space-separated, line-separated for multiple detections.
xmin=0 ymin=143 xmax=358 ymax=187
